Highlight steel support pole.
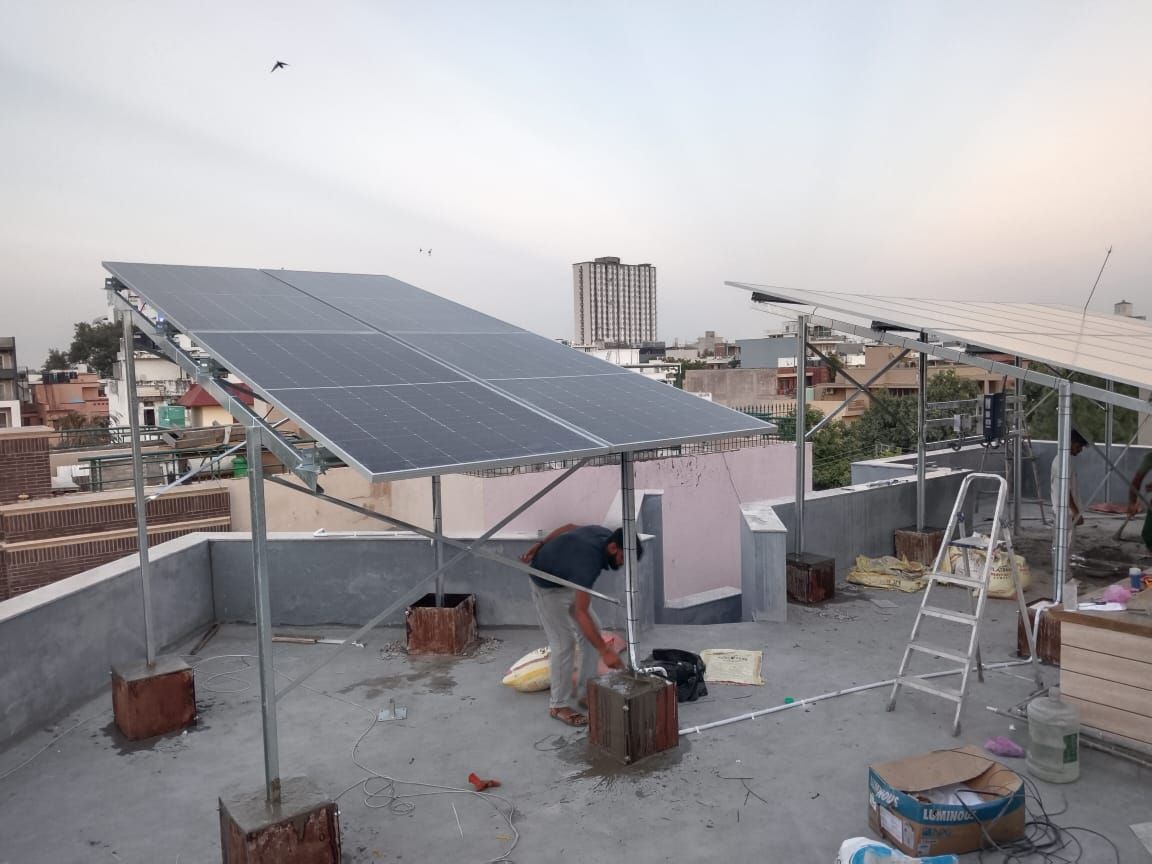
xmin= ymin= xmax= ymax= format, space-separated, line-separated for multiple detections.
xmin=1053 ymin=381 xmax=1072 ymax=602
xmin=1012 ymin=378 xmax=1023 ymax=534
xmin=432 ymin=475 xmax=444 ymax=606
xmin=794 ymin=315 xmax=809 ymax=554
xmin=620 ymin=453 xmax=640 ymax=670
xmin=247 ymin=426 xmax=280 ymax=804
xmin=1104 ymin=381 xmax=1114 ymax=503
xmin=121 ymin=312 xmax=156 ymax=667
xmin=916 ymin=334 xmax=927 ymax=532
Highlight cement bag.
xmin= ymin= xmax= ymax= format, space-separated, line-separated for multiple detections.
xmin=846 ymin=555 xmax=927 ymax=592
xmin=501 ymin=633 xmax=628 ymax=692
xmin=946 ymin=542 xmax=1031 ymax=598
xmin=837 ymin=837 xmax=957 ymax=863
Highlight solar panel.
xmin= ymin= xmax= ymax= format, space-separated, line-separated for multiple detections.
xmin=105 ymin=262 xmax=776 ymax=481
xmin=404 ymin=332 xmax=630 ymax=381
xmin=499 ymin=372 xmax=771 ymax=449
xmin=266 ymin=382 xmax=602 ymax=477
xmin=729 ymin=282 xmax=1152 ymax=393
xmin=273 ymin=270 xmax=524 ymax=334
xmin=105 ymin=263 xmax=366 ymax=334
xmin=189 ymin=332 xmax=465 ymax=390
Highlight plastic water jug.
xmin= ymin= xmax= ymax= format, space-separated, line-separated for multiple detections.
xmin=1026 ymin=688 xmax=1080 ymax=783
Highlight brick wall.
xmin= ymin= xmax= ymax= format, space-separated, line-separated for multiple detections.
xmin=0 ymin=427 xmax=53 ymax=505
xmin=0 ymin=487 xmax=231 ymax=600
xmin=0 ymin=488 xmax=231 ymax=543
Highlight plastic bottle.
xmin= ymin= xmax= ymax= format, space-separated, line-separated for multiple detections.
xmin=1026 ymin=688 xmax=1080 ymax=783
xmin=1131 ymin=566 xmax=1143 ymax=591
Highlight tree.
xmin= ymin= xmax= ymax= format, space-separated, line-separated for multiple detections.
xmin=808 ymin=407 xmax=856 ymax=489
xmin=66 ymin=319 xmax=121 ymax=378
xmin=42 ymin=348 xmax=70 ymax=371
xmin=850 ymin=369 xmax=982 ymax=457
xmin=1023 ymin=370 xmax=1139 ymax=445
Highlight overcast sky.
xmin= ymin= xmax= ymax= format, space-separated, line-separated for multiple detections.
xmin=2 ymin=1 xmax=1150 ymax=367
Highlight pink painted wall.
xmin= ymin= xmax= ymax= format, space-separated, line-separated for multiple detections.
xmin=477 ymin=444 xmax=804 ymax=600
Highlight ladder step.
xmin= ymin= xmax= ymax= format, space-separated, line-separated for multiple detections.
xmin=929 ymin=572 xmax=984 ymax=589
xmin=920 ymin=606 xmax=978 ymax=625
xmin=898 ymin=676 xmax=964 ymax=702
xmin=908 ymin=643 xmax=971 ymax=664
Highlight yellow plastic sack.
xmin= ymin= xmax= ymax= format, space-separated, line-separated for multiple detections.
xmin=501 ymin=647 xmax=551 ymax=692
xmin=846 ymin=555 xmax=928 ymax=592
xmin=946 ymin=543 xmax=1032 ymax=598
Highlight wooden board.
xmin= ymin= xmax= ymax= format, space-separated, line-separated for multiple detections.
xmin=1062 ymin=623 xmax=1152 ymax=664
xmin=1060 ymin=669 xmax=1152 ymax=717
xmin=1061 ymin=645 xmax=1152 ymax=690
xmin=1064 ymin=695 xmax=1152 ymax=745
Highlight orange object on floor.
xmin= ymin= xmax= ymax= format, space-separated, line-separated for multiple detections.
xmin=467 ymin=772 xmax=501 ymax=792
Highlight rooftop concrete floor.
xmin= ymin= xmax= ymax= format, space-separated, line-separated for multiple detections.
xmin=1 ymin=510 xmax=1148 ymax=863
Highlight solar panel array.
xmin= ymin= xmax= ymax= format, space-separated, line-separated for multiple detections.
xmin=729 ymin=282 xmax=1152 ymax=394
xmin=105 ymin=263 xmax=774 ymax=480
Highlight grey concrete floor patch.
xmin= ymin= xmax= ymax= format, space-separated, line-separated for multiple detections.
xmin=0 ymin=511 xmax=1147 ymax=862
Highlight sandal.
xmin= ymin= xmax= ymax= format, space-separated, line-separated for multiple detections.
xmin=549 ymin=707 xmax=588 ymax=727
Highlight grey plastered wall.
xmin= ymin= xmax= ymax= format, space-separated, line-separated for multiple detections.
xmin=209 ymin=531 xmax=658 ymax=631
xmin=851 ymin=444 xmax=989 ymax=486
xmin=738 ymin=470 xmax=973 ymax=617
xmin=0 ymin=534 xmax=214 ymax=746
xmin=853 ymin=442 xmax=1152 ymax=506
xmin=768 ymin=470 xmax=971 ymax=576
xmin=740 ymin=502 xmax=789 ymax=622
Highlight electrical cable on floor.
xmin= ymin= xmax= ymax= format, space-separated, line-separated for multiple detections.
xmin=0 ymin=708 xmax=109 ymax=783
xmin=185 ymin=652 xmax=521 ymax=863
xmin=956 ymin=773 xmax=1122 ymax=864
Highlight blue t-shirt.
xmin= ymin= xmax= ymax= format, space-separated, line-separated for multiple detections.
xmin=529 ymin=525 xmax=613 ymax=590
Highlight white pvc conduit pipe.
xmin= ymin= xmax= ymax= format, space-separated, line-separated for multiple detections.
xmin=680 ymin=659 xmax=1035 ymax=736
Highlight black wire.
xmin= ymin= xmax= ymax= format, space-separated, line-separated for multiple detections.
xmin=955 ymin=773 xmax=1121 ymax=864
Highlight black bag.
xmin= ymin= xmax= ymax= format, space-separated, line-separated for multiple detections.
xmin=642 ymin=648 xmax=708 ymax=703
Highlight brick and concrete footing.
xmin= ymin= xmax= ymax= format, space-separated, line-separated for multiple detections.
xmin=219 ymin=777 xmax=341 ymax=863
xmin=405 ymin=593 xmax=478 ymax=655
xmin=587 ymin=673 xmax=678 ymax=765
xmin=111 ymin=655 xmax=196 ymax=740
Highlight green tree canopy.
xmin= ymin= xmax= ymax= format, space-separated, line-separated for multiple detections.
xmin=65 ymin=320 xmax=121 ymax=378
xmin=42 ymin=348 xmax=71 ymax=371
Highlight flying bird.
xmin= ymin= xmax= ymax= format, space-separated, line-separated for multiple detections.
xmin=270 ymin=61 xmax=289 ymax=73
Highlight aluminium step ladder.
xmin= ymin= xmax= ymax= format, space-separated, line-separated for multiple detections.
xmin=887 ymin=472 xmax=1043 ymax=735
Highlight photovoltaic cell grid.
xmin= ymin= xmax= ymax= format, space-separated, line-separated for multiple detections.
xmin=729 ymin=282 xmax=1152 ymax=394
xmin=104 ymin=262 xmax=774 ymax=480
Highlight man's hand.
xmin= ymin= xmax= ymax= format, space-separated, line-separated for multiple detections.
xmin=599 ymin=646 xmax=624 ymax=670
xmin=1075 ymin=513 xmax=1084 ymax=527
xmin=1129 ymin=500 xmax=1141 ymax=517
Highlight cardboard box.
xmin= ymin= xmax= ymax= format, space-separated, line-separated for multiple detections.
xmin=868 ymin=746 xmax=1025 ymax=857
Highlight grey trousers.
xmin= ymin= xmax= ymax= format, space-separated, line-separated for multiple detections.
xmin=531 ymin=582 xmax=602 ymax=711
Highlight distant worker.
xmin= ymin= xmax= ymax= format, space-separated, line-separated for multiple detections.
xmin=1127 ymin=448 xmax=1152 ymax=553
xmin=520 ymin=525 xmax=640 ymax=727
xmin=1050 ymin=430 xmax=1087 ymax=548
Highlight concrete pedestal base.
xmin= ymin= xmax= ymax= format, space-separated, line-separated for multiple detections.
xmin=220 ymin=777 xmax=341 ymax=864
xmin=895 ymin=527 xmax=945 ymax=566
xmin=786 ymin=552 xmax=835 ymax=604
xmin=111 ymin=655 xmax=196 ymax=740
xmin=406 ymin=593 xmax=478 ymax=655
xmin=587 ymin=673 xmax=678 ymax=765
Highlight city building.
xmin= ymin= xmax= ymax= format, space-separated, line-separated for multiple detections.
xmin=106 ymin=349 xmax=191 ymax=427
xmin=26 ymin=370 xmax=109 ymax=429
xmin=0 ymin=338 xmax=22 ymax=428
xmin=572 ymin=256 xmax=657 ymax=346
xmin=576 ymin=345 xmax=680 ymax=385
